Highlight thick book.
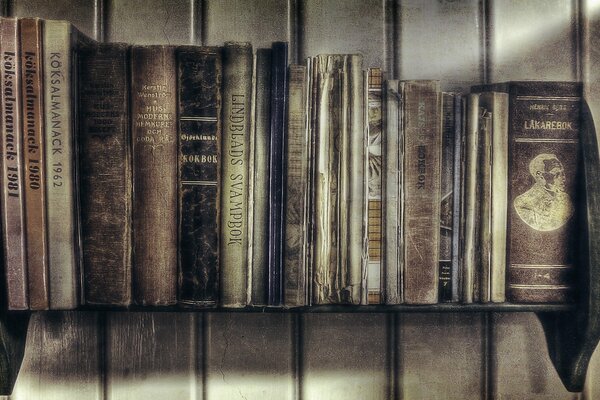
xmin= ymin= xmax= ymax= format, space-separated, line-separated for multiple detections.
xmin=250 ymin=48 xmax=271 ymax=306
xmin=20 ymin=18 xmax=49 ymax=310
xmin=462 ymin=94 xmax=481 ymax=303
xmin=0 ymin=17 xmax=28 ymax=310
xmin=177 ymin=46 xmax=222 ymax=307
xmin=474 ymin=81 xmax=582 ymax=303
xmin=402 ymin=80 xmax=442 ymax=305
xmin=479 ymin=108 xmax=492 ymax=302
xmin=220 ymin=42 xmax=253 ymax=308
xmin=131 ymin=46 xmax=178 ymax=306
xmin=383 ymin=80 xmax=403 ymax=305
xmin=268 ymin=42 xmax=288 ymax=306
xmin=367 ymin=68 xmax=383 ymax=304
xmin=312 ymin=54 xmax=364 ymax=305
xmin=283 ymin=64 xmax=309 ymax=307
xmin=79 ymin=43 xmax=132 ymax=306
xmin=43 ymin=20 xmax=92 ymax=309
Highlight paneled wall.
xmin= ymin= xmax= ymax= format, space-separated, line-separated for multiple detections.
xmin=4 ymin=1 xmax=600 ymax=399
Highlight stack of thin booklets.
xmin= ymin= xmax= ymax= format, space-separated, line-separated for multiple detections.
xmin=0 ymin=17 xmax=584 ymax=310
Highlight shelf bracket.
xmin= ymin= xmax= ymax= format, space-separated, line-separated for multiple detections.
xmin=537 ymin=100 xmax=600 ymax=392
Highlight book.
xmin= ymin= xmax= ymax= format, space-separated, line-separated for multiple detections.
xmin=249 ymin=48 xmax=271 ymax=306
xmin=131 ymin=45 xmax=178 ymax=306
xmin=283 ymin=64 xmax=309 ymax=307
xmin=21 ymin=18 xmax=49 ymax=310
xmin=220 ymin=42 xmax=253 ymax=308
xmin=439 ymin=93 xmax=456 ymax=303
xmin=0 ymin=17 xmax=28 ymax=310
xmin=478 ymin=92 xmax=509 ymax=303
xmin=268 ymin=42 xmax=288 ymax=306
xmin=474 ymin=81 xmax=582 ymax=303
xmin=462 ymin=94 xmax=481 ymax=304
xmin=177 ymin=46 xmax=222 ymax=307
xmin=383 ymin=79 xmax=402 ymax=305
xmin=312 ymin=54 xmax=364 ymax=305
xmin=43 ymin=20 xmax=91 ymax=309
xmin=478 ymin=107 xmax=492 ymax=302
xmin=451 ymin=95 xmax=464 ymax=303
xmin=402 ymin=80 xmax=442 ymax=305
xmin=367 ymin=68 xmax=384 ymax=304
xmin=79 ymin=43 xmax=132 ymax=306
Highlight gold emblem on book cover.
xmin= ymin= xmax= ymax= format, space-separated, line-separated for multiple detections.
xmin=514 ymin=153 xmax=574 ymax=231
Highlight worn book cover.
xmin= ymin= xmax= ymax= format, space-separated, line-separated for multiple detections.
xmin=131 ymin=45 xmax=178 ymax=306
xmin=79 ymin=43 xmax=132 ymax=306
xmin=21 ymin=18 xmax=49 ymax=310
xmin=177 ymin=46 xmax=222 ymax=307
xmin=220 ymin=42 xmax=253 ymax=307
xmin=402 ymin=80 xmax=441 ymax=305
xmin=0 ymin=17 xmax=28 ymax=310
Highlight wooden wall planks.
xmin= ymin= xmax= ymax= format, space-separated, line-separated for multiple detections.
xmin=5 ymin=0 xmax=600 ymax=399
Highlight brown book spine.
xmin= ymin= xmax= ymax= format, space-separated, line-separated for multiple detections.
xmin=79 ymin=43 xmax=132 ymax=306
xmin=503 ymin=82 xmax=582 ymax=303
xmin=20 ymin=18 xmax=48 ymax=310
xmin=402 ymin=80 xmax=441 ymax=305
xmin=131 ymin=46 xmax=177 ymax=306
xmin=0 ymin=18 xmax=28 ymax=310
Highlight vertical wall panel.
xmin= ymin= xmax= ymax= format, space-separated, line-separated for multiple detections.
xmin=487 ymin=1 xmax=579 ymax=398
xmin=105 ymin=0 xmax=195 ymax=44
xmin=397 ymin=314 xmax=485 ymax=400
xmin=302 ymin=314 xmax=388 ymax=400
xmin=487 ymin=0 xmax=577 ymax=82
xmin=299 ymin=0 xmax=387 ymax=69
xmin=396 ymin=0 xmax=483 ymax=91
xmin=11 ymin=0 xmax=101 ymax=39
xmin=105 ymin=313 xmax=198 ymax=400
xmin=11 ymin=313 xmax=102 ymax=400
xmin=205 ymin=313 xmax=294 ymax=400
xmin=203 ymin=0 xmax=289 ymax=49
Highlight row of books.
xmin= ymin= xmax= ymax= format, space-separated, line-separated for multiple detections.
xmin=0 ymin=17 xmax=582 ymax=310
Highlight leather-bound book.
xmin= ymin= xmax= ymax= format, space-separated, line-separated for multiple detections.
xmin=0 ymin=17 xmax=28 ymax=310
xmin=402 ymin=80 xmax=442 ymax=305
xmin=177 ymin=46 xmax=222 ymax=307
xmin=79 ymin=43 xmax=132 ymax=306
xmin=474 ymin=81 xmax=582 ymax=303
xmin=20 ymin=18 xmax=48 ymax=310
xmin=131 ymin=46 xmax=178 ymax=306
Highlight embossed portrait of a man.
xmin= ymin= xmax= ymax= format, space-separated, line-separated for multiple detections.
xmin=514 ymin=153 xmax=574 ymax=231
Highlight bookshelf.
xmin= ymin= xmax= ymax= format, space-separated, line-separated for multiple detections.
xmin=0 ymin=0 xmax=599 ymax=399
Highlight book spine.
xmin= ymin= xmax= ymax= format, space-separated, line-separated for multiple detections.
xmin=177 ymin=46 xmax=222 ymax=307
xmin=20 ymin=18 xmax=49 ymax=310
xmin=439 ymin=93 xmax=455 ymax=303
xmin=402 ymin=80 xmax=441 ymax=305
xmin=43 ymin=20 xmax=79 ymax=309
xmin=79 ymin=43 xmax=132 ymax=306
xmin=462 ymin=94 xmax=480 ymax=303
xmin=268 ymin=42 xmax=288 ymax=306
xmin=451 ymin=95 xmax=464 ymax=303
xmin=250 ymin=48 xmax=271 ymax=306
xmin=479 ymin=108 xmax=492 ymax=303
xmin=283 ymin=64 xmax=309 ymax=307
xmin=506 ymin=83 xmax=581 ymax=303
xmin=0 ymin=18 xmax=28 ymax=310
xmin=131 ymin=46 xmax=177 ymax=306
xmin=383 ymin=80 xmax=402 ymax=304
xmin=220 ymin=42 xmax=252 ymax=307
xmin=348 ymin=55 xmax=365 ymax=305
xmin=367 ymin=68 xmax=383 ymax=304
